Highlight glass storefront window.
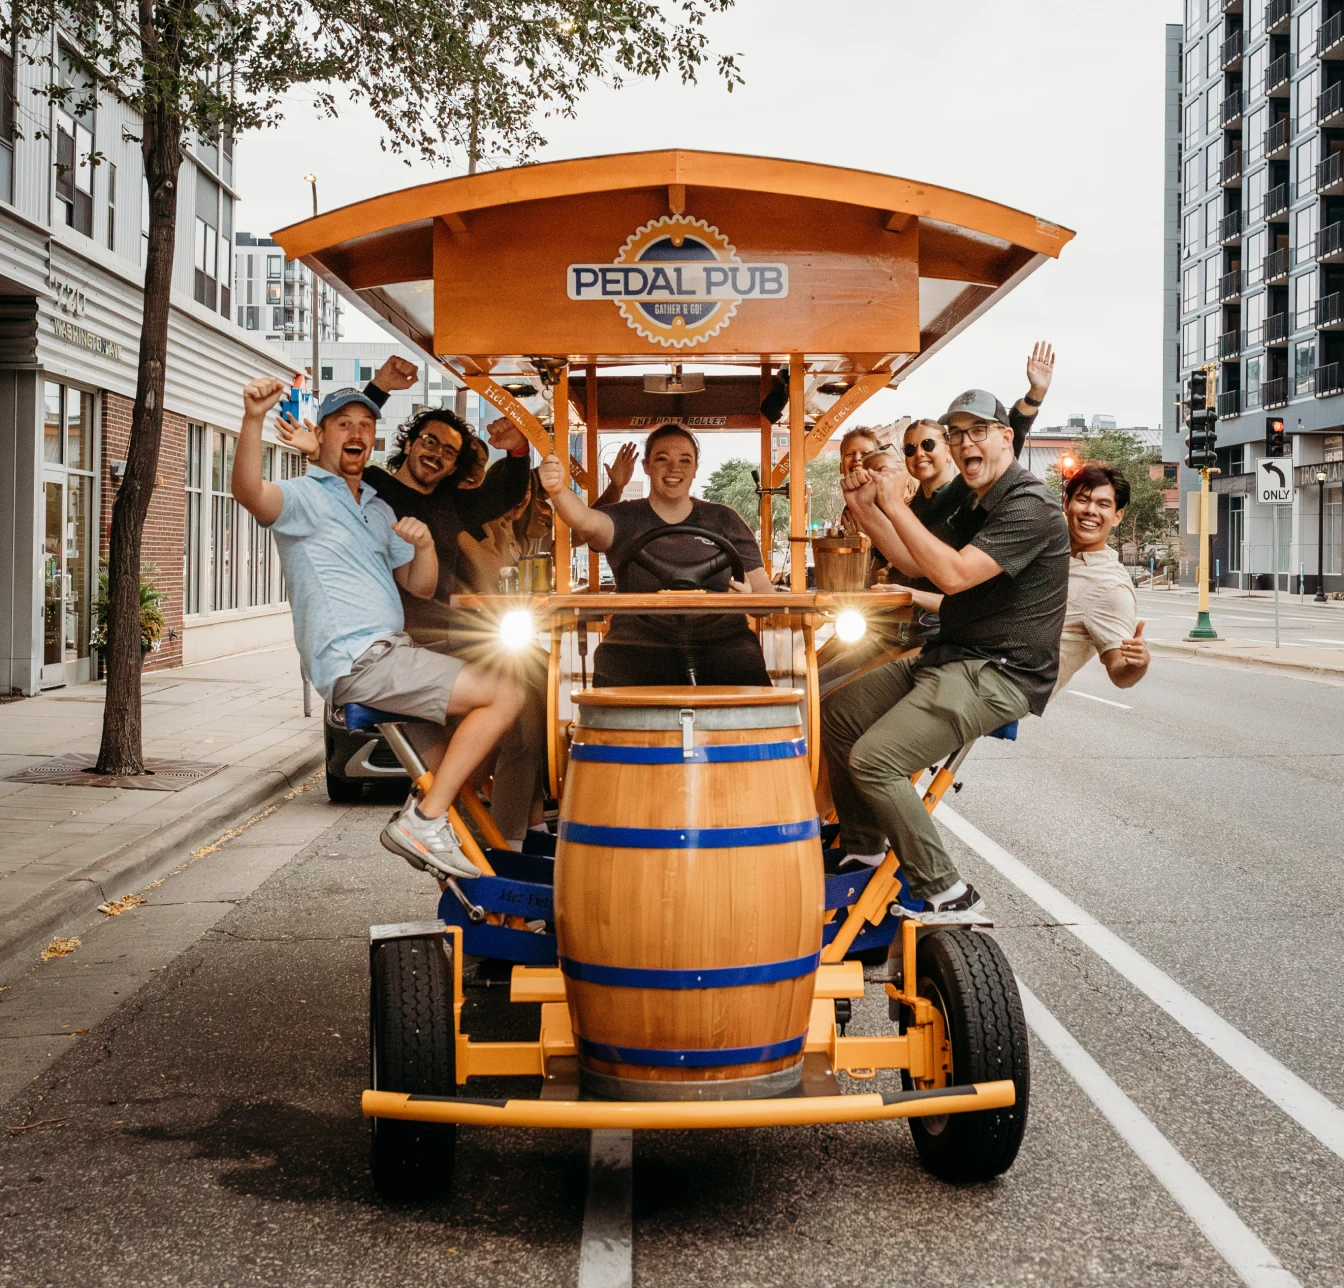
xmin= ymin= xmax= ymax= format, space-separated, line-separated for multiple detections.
xmin=44 ymin=382 xmax=63 ymax=463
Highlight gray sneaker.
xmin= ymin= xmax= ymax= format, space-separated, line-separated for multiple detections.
xmin=380 ymin=802 xmax=481 ymax=881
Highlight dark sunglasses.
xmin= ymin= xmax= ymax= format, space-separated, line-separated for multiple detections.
xmin=903 ymin=438 xmax=942 ymax=457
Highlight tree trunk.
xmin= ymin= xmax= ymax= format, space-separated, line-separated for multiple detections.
xmin=94 ymin=100 xmax=181 ymax=775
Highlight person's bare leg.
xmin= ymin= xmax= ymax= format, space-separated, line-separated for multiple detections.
xmin=419 ymin=663 xmax=524 ymax=819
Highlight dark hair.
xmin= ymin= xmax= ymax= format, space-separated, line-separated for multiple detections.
xmin=643 ymin=423 xmax=699 ymax=463
xmin=840 ymin=426 xmax=878 ymax=456
xmin=387 ymin=406 xmax=482 ymax=486
xmin=1064 ymin=461 xmax=1131 ymax=511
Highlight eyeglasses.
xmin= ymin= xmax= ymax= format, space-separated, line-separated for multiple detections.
xmin=945 ymin=423 xmax=995 ymax=447
xmin=903 ymin=438 xmax=942 ymax=457
xmin=415 ymin=432 xmax=460 ymax=459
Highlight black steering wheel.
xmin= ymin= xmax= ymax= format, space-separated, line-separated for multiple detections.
xmin=612 ymin=524 xmax=747 ymax=591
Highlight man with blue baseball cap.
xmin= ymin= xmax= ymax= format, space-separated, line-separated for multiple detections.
xmin=232 ymin=375 xmax=525 ymax=882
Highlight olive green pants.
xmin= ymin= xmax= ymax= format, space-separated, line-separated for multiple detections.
xmin=820 ymin=656 xmax=1029 ymax=900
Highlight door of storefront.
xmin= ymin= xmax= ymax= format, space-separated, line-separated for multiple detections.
xmin=39 ymin=382 xmax=96 ymax=689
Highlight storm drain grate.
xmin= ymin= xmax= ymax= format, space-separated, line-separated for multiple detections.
xmin=5 ymin=753 xmax=225 ymax=791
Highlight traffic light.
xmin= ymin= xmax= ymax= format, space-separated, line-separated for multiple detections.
xmin=1265 ymin=417 xmax=1287 ymax=457
xmin=1185 ymin=368 xmax=1218 ymax=470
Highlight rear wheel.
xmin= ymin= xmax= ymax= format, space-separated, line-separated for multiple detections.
xmin=903 ymin=929 xmax=1029 ymax=1183
xmin=369 ymin=936 xmax=457 ymax=1199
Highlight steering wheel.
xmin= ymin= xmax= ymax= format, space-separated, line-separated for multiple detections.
xmin=612 ymin=524 xmax=747 ymax=591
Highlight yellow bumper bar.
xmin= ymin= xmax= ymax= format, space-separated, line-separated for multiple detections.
xmin=362 ymin=1079 xmax=1014 ymax=1130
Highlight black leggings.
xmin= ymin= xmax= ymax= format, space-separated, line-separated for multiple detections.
xmin=592 ymin=629 xmax=772 ymax=687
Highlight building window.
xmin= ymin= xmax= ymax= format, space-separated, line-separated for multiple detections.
xmin=1297 ymin=67 xmax=1320 ymax=133
xmin=54 ymin=108 xmax=94 ymax=235
xmin=1297 ymin=3 xmax=1320 ymax=61
xmin=360 ymin=365 xmax=373 ymax=381
xmin=1295 ymin=136 xmax=1318 ymax=199
xmin=247 ymin=446 xmax=276 ymax=607
xmin=1247 ymin=106 xmax=1266 ymax=168
xmin=1246 ymin=230 xmax=1267 ymax=287
xmin=1295 ymin=203 xmax=1319 ymax=264
xmin=1205 ymin=141 xmax=1220 ymax=192
xmin=321 ymin=365 xmax=333 ymax=381
xmin=210 ymin=432 xmax=238 ymax=611
xmin=1326 ymin=485 xmax=1341 ymax=575
xmin=271 ymin=306 xmax=283 ymax=329
xmin=1295 ymin=338 xmax=1316 ymax=395
xmin=245 ymin=305 xmax=259 ymax=329
xmin=1184 ymin=207 xmax=1200 ymax=258
xmin=1204 ymin=311 xmax=1219 ymax=361
xmin=219 ymin=193 xmax=232 ymax=319
xmin=1248 ymin=44 xmax=1266 ymax=100
xmin=1185 ymin=154 xmax=1201 ymax=205
xmin=1204 ymin=198 xmax=1219 ymax=249
xmin=1228 ymin=495 xmax=1245 ymax=573
xmin=1246 ymin=165 xmax=1267 ymax=217
xmin=1186 ymin=95 xmax=1201 ymax=150
xmin=185 ymin=424 xmax=205 ymax=615
xmin=1246 ymin=292 xmax=1265 ymax=347
xmin=105 ymin=161 xmax=115 ymax=251
xmin=193 ymin=167 xmax=220 ymax=309
xmin=267 ymin=254 xmax=282 ymax=279
xmin=1295 ymin=272 xmax=1318 ymax=330
xmin=1204 ymin=85 xmax=1219 ymax=134
xmin=1247 ymin=0 xmax=1262 ymax=41
xmin=1205 ymin=31 xmax=1218 ymax=80
xmin=0 ymin=49 xmax=12 ymax=204
xmin=1183 ymin=318 xmax=1200 ymax=360
xmin=1186 ymin=37 xmax=1201 ymax=91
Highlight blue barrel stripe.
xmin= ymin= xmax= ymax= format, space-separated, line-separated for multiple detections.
xmin=557 ymin=818 xmax=820 ymax=849
xmin=578 ymin=1033 xmax=807 ymax=1069
xmin=568 ymin=739 xmax=807 ymax=765
xmin=560 ymin=951 xmax=819 ymax=990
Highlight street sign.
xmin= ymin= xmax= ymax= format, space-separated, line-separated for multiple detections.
xmin=1184 ymin=491 xmax=1218 ymax=534
xmin=1256 ymin=457 xmax=1295 ymax=505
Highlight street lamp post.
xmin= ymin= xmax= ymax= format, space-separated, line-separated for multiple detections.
xmin=303 ymin=174 xmax=319 ymax=412
xmin=1317 ymin=468 xmax=1329 ymax=602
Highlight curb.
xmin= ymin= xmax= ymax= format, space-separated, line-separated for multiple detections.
xmin=1149 ymin=641 xmax=1344 ymax=682
xmin=0 ymin=741 xmax=325 ymax=986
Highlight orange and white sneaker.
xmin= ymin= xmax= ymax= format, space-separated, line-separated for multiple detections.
xmin=380 ymin=801 xmax=481 ymax=880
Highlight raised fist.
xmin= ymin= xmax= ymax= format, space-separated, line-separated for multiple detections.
xmin=392 ymin=516 xmax=434 ymax=550
xmin=538 ymin=453 xmax=566 ymax=496
xmin=243 ymin=376 xmax=288 ymax=416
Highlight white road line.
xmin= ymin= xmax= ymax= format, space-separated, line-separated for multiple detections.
xmin=935 ymin=804 xmax=1344 ymax=1162
xmin=1019 ymin=984 xmax=1302 ymax=1288
xmin=1303 ymin=638 xmax=1344 ymax=646
xmin=1065 ymin=689 xmax=1132 ymax=709
xmin=578 ymin=1129 xmax=633 ymax=1288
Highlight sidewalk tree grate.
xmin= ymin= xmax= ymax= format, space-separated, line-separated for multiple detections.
xmin=4 ymin=754 xmax=225 ymax=791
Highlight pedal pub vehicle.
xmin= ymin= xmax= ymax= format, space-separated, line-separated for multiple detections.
xmin=274 ymin=150 xmax=1073 ymax=1190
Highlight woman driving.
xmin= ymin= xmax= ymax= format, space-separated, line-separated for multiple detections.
xmin=538 ymin=424 xmax=774 ymax=687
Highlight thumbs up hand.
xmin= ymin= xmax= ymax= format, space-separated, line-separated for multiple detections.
xmin=1119 ymin=620 xmax=1149 ymax=668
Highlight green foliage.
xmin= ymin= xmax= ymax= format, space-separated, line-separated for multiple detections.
xmin=90 ymin=560 xmax=166 ymax=652
xmin=1045 ymin=428 xmax=1177 ymax=558
xmin=702 ymin=454 xmax=847 ymax=542
xmin=3 ymin=0 xmax=741 ymax=170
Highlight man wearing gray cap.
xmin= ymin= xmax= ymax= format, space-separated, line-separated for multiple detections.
xmin=825 ymin=379 xmax=1069 ymax=920
xmin=231 ymin=375 xmax=524 ymax=884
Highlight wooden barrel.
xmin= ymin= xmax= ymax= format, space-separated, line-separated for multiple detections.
xmin=554 ymin=686 xmax=824 ymax=1101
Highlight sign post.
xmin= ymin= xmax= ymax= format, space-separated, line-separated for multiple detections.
xmin=1256 ymin=456 xmax=1296 ymax=648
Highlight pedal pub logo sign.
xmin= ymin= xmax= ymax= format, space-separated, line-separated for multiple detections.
xmin=567 ymin=215 xmax=789 ymax=349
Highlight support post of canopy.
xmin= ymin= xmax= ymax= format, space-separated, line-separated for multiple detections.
xmin=554 ymin=366 xmax=572 ymax=594
xmin=788 ymin=357 xmax=807 ymax=592
xmin=586 ymin=364 xmax=600 ymax=591
xmin=759 ymin=365 xmax=774 ymax=578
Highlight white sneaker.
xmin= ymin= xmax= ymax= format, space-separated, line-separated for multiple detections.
xmin=380 ymin=802 xmax=481 ymax=880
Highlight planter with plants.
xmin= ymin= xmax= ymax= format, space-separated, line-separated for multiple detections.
xmin=90 ymin=561 xmax=166 ymax=672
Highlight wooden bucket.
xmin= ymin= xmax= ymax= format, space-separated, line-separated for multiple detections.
xmin=554 ymin=686 xmax=824 ymax=1101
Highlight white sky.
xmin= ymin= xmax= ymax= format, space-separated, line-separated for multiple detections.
xmin=236 ymin=0 xmax=1181 ymax=484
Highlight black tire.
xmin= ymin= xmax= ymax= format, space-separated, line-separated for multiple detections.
xmin=326 ymin=772 xmax=364 ymax=803
xmin=369 ymin=936 xmax=457 ymax=1199
xmin=904 ymin=929 xmax=1029 ymax=1183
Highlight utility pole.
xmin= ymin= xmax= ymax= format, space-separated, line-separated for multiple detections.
xmin=304 ymin=175 xmax=320 ymax=412
xmin=1185 ymin=364 xmax=1219 ymax=639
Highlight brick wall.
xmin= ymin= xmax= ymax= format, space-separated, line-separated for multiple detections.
xmin=99 ymin=391 xmax=185 ymax=672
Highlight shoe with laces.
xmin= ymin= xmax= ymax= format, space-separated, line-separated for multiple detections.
xmin=380 ymin=801 xmax=481 ymax=880
xmin=908 ymin=882 xmax=991 ymax=925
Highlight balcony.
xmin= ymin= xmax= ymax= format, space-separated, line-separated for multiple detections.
xmin=1217 ymin=389 xmax=1242 ymax=418
xmin=1265 ymin=183 xmax=1290 ymax=220
xmin=1318 ymin=292 xmax=1344 ymax=329
xmin=1221 ymin=29 xmax=1245 ymax=69
xmin=1316 ymin=363 xmax=1344 ymax=397
xmin=1320 ymin=11 xmax=1344 ymax=59
xmin=1220 ymin=148 xmax=1244 ymax=186
xmin=1265 ymin=0 xmax=1289 ymax=32
xmin=1265 ymin=246 xmax=1290 ymax=281
xmin=1219 ymin=209 xmax=1244 ymax=243
xmin=1264 ymin=116 xmax=1291 ymax=158
xmin=1263 ymin=376 xmax=1289 ymax=407
xmin=1222 ymin=89 xmax=1245 ymax=127
xmin=1219 ymin=330 xmax=1242 ymax=360
xmin=1319 ymin=221 xmax=1344 ymax=262
xmin=1218 ymin=269 xmax=1243 ymax=301
xmin=1265 ymin=311 xmax=1290 ymax=344
xmin=1318 ymin=150 xmax=1344 ymax=195
xmin=1266 ymin=52 xmax=1291 ymax=96
xmin=1319 ymin=81 xmax=1344 ymax=128
xmin=1221 ymin=0 xmax=1242 ymax=11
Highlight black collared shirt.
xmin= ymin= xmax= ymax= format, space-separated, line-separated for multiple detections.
xmin=916 ymin=460 xmax=1069 ymax=715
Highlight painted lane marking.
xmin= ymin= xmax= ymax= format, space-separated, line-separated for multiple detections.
xmin=1065 ymin=689 xmax=1132 ymax=709
xmin=578 ymin=1129 xmax=632 ymax=1288
xmin=935 ymin=804 xmax=1344 ymax=1161
xmin=1303 ymin=638 xmax=1344 ymax=646
xmin=1020 ymin=984 xmax=1302 ymax=1288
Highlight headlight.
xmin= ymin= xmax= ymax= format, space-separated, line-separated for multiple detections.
xmin=835 ymin=609 xmax=867 ymax=643
xmin=499 ymin=609 xmax=535 ymax=650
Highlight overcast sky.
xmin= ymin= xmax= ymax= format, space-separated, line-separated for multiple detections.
xmin=238 ymin=0 xmax=1181 ymax=455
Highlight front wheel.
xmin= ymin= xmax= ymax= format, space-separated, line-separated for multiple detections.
xmin=369 ymin=936 xmax=457 ymax=1199
xmin=905 ymin=929 xmax=1029 ymax=1183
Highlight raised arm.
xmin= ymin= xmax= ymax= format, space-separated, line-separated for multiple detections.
xmin=595 ymin=442 xmax=638 ymax=509
xmin=233 ymin=377 xmax=288 ymax=526
xmin=1010 ymin=341 xmax=1054 ymax=455
xmin=538 ymin=454 xmax=616 ymax=550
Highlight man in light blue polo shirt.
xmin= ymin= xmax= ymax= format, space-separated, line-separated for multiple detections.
xmin=232 ymin=376 xmax=524 ymax=881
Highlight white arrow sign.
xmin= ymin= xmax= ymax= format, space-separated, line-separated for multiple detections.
xmin=1256 ymin=457 xmax=1295 ymax=505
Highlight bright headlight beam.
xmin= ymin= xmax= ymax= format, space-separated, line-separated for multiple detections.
xmin=499 ymin=610 xmax=535 ymax=650
xmin=835 ymin=609 xmax=867 ymax=643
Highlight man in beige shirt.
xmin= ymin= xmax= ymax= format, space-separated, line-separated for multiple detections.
xmin=1053 ymin=462 xmax=1150 ymax=694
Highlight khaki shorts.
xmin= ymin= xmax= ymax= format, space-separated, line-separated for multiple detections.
xmin=331 ymin=634 xmax=465 ymax=724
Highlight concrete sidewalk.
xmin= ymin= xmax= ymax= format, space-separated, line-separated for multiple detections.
xmin=0 ymin=644 xmax=324 ymax=983
xmin=1149 ymin=637 xmax=1344 ymax=678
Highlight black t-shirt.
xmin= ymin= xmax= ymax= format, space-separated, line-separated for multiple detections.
xmin=916 ymin=461 xmax=1069 ymax=716
xmin=601 ymin=498 xmax=764 ymax=645
xmin=888 ymin=476 xmax=983 ymax=592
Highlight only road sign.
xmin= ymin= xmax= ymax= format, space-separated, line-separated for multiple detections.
xmin=1256 ymin=457 xmax=1295 ymax=505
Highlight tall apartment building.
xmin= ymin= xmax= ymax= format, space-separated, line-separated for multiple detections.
xmin=1167 ymin=2 xmax=1343 ymax=592
xmin=234 ymin=233 xmax=343 ymax=342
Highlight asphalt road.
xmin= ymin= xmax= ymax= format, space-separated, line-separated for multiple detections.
xmin=1137 ymin=586 xmax=1344 ymax=649
xmin=2 ymin=654 xmax=1343 ymax=1287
